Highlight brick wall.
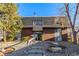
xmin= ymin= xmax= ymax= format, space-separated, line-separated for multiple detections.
xmin=21 ymin=27 xmax=68 ymax=41
xmin=42 ymin=28 xmax=55 ymax=41
xmin=61 ymin=28 xmax=68 ymax=41
xmin=21 ymin=28 xmax=33 ymax=37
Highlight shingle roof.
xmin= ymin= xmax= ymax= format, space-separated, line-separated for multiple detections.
xmin=22 ymin=16 xmax=70 ymax=28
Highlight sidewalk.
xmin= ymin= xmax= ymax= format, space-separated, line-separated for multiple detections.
xmin=6 ymin=41 xmax=79 ymax=56
xmin=0 ymin=41 xmax=27 ymax=51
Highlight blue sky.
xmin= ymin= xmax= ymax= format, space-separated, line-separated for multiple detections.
xmin=18 ymin=3 xmax=64 ymax=16
xmin=17 ymin=3 xmax=79 ymax=26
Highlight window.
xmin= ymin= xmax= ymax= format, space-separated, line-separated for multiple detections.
xmin=55 ymin=29 xmax=62 ymax=41
xmin=33 ymin=20 xmax=43 ymax=26
xmin=33 ymin=19 xmax=43 ymax=31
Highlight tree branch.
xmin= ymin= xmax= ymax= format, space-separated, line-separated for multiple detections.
xmin=64 ymin=3 xmax=73 ymax=27
xmin=73 ymin=3 xmax=79 ymax=27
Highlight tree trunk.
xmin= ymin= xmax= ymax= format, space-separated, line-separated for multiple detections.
xmin=3 ymin=28 xmax=6 ymax=43
xmin=72 ymin=26 xmax=77 ymax=44
xmin=1 ymin=28 xmax=6 ymax=51
xmin=3 ymin=28 xmax=6 ymax=49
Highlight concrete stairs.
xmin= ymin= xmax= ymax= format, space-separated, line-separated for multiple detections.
xmin=27 ymin=41 xmax=45 ymax=56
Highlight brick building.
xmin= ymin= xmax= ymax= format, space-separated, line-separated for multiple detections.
xmin=21 ymin=16 xmax=70 ymax=41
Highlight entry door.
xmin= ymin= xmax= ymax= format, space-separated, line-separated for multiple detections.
xmin=55 ymin=29 xmax=62 ymax=42
xmin=33 ymin=32 xmax=42 ymax=41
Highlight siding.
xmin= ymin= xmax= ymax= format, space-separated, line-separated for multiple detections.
xmin=21 ymin=28 xmax=69 ymax=41
xmin=21 ymin=28 xmax=33 ymax=37
xmin=42 ymin=28 xmax=55 ymax=41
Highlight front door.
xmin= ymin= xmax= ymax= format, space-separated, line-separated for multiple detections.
xmin=33 ymin=32 xmax=42 ymax=41
xmin=55 ymin=29 xmax=62 ymax=42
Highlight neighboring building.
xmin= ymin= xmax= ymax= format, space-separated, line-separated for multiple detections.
xmin=21 ymin=16 xmax=71 ymax=41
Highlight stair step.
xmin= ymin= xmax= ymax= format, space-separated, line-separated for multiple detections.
xmin=30 ymin=46 xmax=43 ymax=49
xmin=29 ymin=48 xmax=43 ymax=50
xmin=28 ymin=49 xmax=44 ymax=53
xmin=28 ymin=53 xmax=43 ymax=56
xmin=28 ymin=49 xmax=44 ymax=56
xmin=28 ymin=52 xmax=43 ymax=54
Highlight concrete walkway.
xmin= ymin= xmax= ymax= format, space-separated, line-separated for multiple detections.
xmin=0 ymin=41 xmax=28 ymax=51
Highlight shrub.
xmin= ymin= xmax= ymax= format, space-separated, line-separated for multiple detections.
xmin=21 ymin=36 xmax=32 ymax=42
xmin=68 ymin=37 xmax=72 ymax=42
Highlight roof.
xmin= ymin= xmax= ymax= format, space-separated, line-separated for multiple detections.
xmin=22 ymin=16 xmax=70 ymax=31
xmin=22 ymin=16 xmax=70 ymax=28
xmin=21 ymin=15 xmax=66 ymax=17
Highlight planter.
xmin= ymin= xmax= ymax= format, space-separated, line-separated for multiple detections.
xmin=47 ymin=45 xmax=66 ymax=53
xmin=47 ymin=46 xmax=62 ymax=52
xmin=1 ymin=47 xmax=15 ymax=54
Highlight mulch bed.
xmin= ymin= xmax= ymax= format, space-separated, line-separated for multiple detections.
xmin=0 ymin=51 xmax=4 ymax=56
xmin=0 ymin=47 xmax=15 ymax=56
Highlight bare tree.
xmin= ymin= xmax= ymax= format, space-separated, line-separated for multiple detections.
xmin=64 ymin=3 xmax=79 ymax=44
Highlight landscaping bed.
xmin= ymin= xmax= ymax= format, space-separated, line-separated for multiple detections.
xmin=0 ymin=41 xmax=22 ymax=56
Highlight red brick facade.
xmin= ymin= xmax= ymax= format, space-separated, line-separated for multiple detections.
xmin=21 ymin=27 xmax=68 ymax=41
xmin=42 ymin=28 xmax=55 ymax=41
xmin=21 ymin=28 xmax=33 ymax=37
xmin=21 ymin=16 xmax=70 ymax=41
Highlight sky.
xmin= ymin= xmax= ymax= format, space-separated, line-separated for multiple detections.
xmin=17 ymin=3 xmax=79 ymax=26
xmin=18 ymin=3 xmax=64 ymax=16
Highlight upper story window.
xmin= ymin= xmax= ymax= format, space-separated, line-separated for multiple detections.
xmin=33 ymin=20 xmax=43 ymax=26
xmin=33 ymin=18 xmax=43 ymax=31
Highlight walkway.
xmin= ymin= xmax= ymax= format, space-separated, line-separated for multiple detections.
xmin=5 ymin=41 xmax=79 ymax=56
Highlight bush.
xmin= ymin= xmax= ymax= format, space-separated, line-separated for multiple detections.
xmin=68 ymin=38 xmax=72 ymax=42
xmin=6 ymin=35 xmax=15 ymax=41
xmin=21 ymin=36 xmax=32 ymax=42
